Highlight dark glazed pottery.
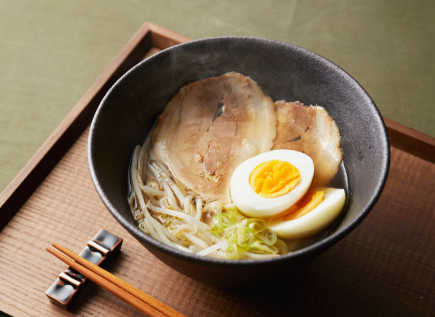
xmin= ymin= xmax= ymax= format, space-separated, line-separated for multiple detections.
xmin=88 ymin=37 xmax=390 ymax=287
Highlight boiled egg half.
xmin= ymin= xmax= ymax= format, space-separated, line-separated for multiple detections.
xmin=269 ymin=187 xmax=346 ymax=239
xmin=230 ymin=150 xmax=314 ymax=218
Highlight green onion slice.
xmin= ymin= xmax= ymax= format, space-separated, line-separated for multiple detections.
xmin=256 ymin=228 xmax=277 ymax=246
xmin=274 ymin=239 xmax=289 ymax=255
xmin=249 ymin=241 xmax=279 ymax=254
xmin=225 ymin=243 xmax=244 ymax=260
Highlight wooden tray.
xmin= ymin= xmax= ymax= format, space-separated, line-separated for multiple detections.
xmin=1 ymin=23 xmax=434 ymax=317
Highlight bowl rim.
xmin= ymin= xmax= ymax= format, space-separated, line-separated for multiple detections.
xmin=88 ymin=35 xmax=390 ymax=267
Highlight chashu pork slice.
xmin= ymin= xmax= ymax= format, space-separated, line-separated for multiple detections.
xmin=152 ymin=72 xmax=277 ymax=203
xmin=272 ymin=101 xmax=342 ymax=186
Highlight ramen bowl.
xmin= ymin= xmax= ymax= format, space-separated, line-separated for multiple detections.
xmin=88 ymin=37 xmax=390 ymax=287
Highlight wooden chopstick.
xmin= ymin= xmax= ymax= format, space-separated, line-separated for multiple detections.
xmin=51 ymin=243 xmax=184 ymax=317
xmin=46 ymin=245 xmax=185 ymax=317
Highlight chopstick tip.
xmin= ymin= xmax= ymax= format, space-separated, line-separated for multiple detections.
xmin=46 ymin=246 xmax=56 ymax=255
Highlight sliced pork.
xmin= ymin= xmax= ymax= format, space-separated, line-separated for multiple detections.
xmin=272 ymin=101 xmax=342 ymax=186
xmin=152 ymin=72 xmax=277 ymax=203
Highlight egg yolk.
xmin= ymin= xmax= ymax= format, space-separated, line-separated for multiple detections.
xmin=249 ymin=160 xmax=301 ymax=198
xmin=282 ymin=191 xmax=324 ymax=220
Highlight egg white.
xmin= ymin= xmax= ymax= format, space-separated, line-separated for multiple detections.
xmin=230 ymin=150 xmax=314 ymax=218
xmin=269 ymin=187 xmax=346 ymax=239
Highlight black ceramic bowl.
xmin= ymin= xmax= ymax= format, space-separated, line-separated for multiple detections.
xmin=88 ymin=37 xmax=390 ymax=287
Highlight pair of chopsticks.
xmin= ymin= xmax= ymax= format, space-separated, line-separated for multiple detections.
xmin=47 ymin=243 xmax=185 ymax=317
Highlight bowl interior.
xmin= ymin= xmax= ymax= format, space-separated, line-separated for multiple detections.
xmin=88 ymin=37 xmax=389 ymax=277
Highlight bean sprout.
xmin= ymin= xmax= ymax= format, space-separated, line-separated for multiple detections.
xmin=130 ymin=140 xmax=289 ymax=259
xmin=195 ymin=197 xmax=203 ymax=221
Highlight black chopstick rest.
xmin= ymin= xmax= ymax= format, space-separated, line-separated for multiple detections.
xmin=45 ymin=229 xmax=123 ymax=309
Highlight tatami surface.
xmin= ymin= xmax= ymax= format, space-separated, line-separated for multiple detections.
xmin=0 ymin=0 xmax=434 ymax=193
